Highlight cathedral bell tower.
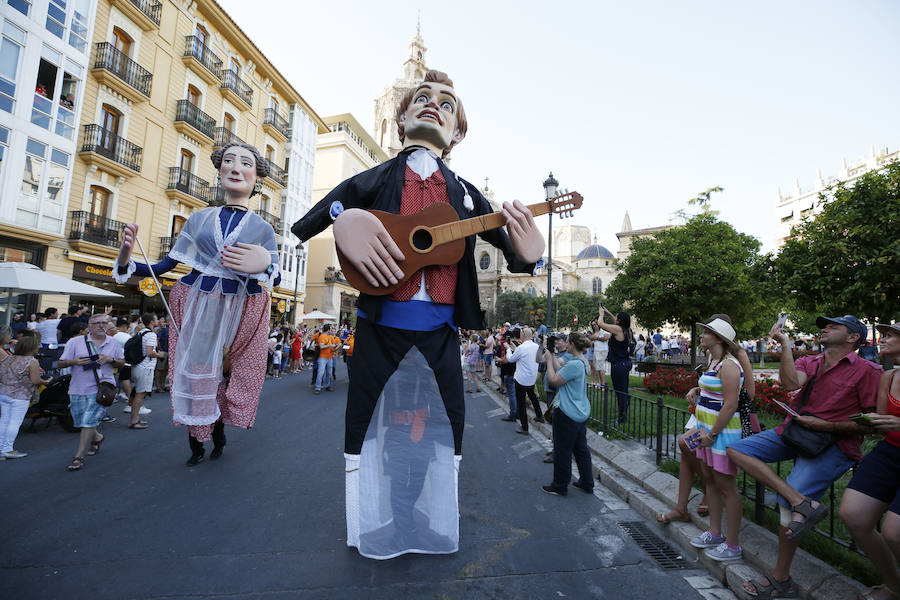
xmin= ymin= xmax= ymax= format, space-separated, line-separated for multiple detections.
xmin=373 ymin=23 xmax=429 ymax=157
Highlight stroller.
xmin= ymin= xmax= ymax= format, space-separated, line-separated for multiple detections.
xmin=25 ymin=349 xmax=77 ymax=432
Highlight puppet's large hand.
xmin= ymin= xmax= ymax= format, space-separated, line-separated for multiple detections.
xmin=502 ymin=200 xmax=545 ymax=263
xmin=221 ymin=243 xmax=271 ymax=274
xmin=117 ymin=223 xmax=138 ymax=266
xmin=333 ymin=208 xmax=405 ymax=288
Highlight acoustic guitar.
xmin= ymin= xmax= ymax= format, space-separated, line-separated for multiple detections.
xmin=337 ymin=191 xmax=584 ymax=296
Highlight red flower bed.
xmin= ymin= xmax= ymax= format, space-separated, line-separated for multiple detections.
xmin=642 ymin=367 xmax=698 ymax=398
xmin=753 ymin=377 xmax=794 ymax=417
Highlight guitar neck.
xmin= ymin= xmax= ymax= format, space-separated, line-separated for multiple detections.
xmin=429 ymin=201 xmax=552 ymax=247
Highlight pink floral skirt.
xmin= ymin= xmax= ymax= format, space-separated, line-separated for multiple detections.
xmin=168 ymin=282 xmax=271 ymax=442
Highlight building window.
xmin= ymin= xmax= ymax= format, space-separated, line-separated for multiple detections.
xmin=269 ymin=96 xmax=278 ymax=113
xmin=0 ymin=21 xmax=25 ymax=113
xmin=46 ymin=0 xmax=66 ymax=39
xmin=0 ymin=126 xmax=8 ymax=185
xmin=89 ymin=185 xmax=110 ymax=217
xmin=32 ymin=48 xmax=62 ymax=129
xmin=171 ymin=215 xmax=186 ymax=237
xmin=179 ymin=148 xmax=194 ymax=173
xmin=265 ymin=145 xmax=274 ymax=162
xmin=525 ymin=283 xmax=536 ymax=297
xmin=592 ymin=277 xmax=602 ymax=295
xmin=46 ymin=148 xmax=68 ymax=204
xmin=19 ymin=139 xmax=46 ymax=227
xmin=260 ymin=193 xmax=270 ymax=213
xmin=69 ymin=0 xmax=90 ymax=52
xmin=186 ymin=84 xmax=200 ymax=106
xmin=55 ymin=65 xmax=79 ymax=139
xmin=7 ymin=0 xmax=30 ymax=16
xmin=223 ymin=111 xmax=235 ymax=131
xmin=229 ymin=57 xmax=240 ymax=76
xmin=479 ymin=252 xmax=490 ymax=270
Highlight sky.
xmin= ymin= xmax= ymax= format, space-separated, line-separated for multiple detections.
xmin=219 ymin=0 xmax=900 ymax=255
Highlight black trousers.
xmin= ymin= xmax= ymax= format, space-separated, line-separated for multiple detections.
xmin=346 ymin=317 xmax=464 ymax=455
xmin=551 ymin=409 xmax=593 ymax=492
xmin=610 ymin=361 xmax=632 ymax=419
xmin=515 ymin=381 xmax=541 ymax=431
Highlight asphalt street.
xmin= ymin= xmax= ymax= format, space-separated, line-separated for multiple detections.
xmin=0 ymin=361 xmax=732 ymax=600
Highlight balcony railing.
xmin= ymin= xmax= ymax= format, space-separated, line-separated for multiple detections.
xmin=127 ymin=0 xmax=161 ymax=25
xmin=219 ymin=68 xmax=253 ymax=107
xmin=68 ymin=211 xmax=126 ymax=248
xmin=266 ymin=159 xmax=287 ymax=186
xmin=183 ymin=36 xmax=222 ymax=79
xmin=167 ymin=167 xmax=211 ymax=203
xmin=263 ymin=108 xmax=291 ymax=139
xmin=92 ymin=42 xmax=152 ymax=97
xmin=80 ymin=124 xmax=142 ymax=172
xmin=209 ymin=185 xmax=225 ymax=206
xmin=158 ymin=236 xmax=174 ymax=260
xmin=175 ymin=99 xmax=215 ymax=140
xmin=212 ymin=127 xmax=246 ymax=148
xmin=255 ymin=209 xmax=281 ymax=231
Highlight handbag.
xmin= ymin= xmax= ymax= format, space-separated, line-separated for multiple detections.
xmin=84 ymin=336 xmax=116 ymax=407
xmin=780 ymin=366 xmax=835 ymax=457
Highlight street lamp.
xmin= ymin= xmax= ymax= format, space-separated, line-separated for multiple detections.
xmin=543 ymin=172 xmax=558 ymax=331
xmin=291 ymin=243 xmax=306 ymax=325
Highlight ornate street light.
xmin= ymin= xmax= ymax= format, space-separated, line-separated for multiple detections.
xmin=543 ymin=172 xmax=558 ymax=332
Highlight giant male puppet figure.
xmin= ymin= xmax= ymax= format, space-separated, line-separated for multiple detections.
xmin=292 ymin=70 xmax=544 ymax=559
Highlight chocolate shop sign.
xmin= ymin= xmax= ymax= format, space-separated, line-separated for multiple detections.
xmin=73 ymin=262 xmax=174 ymax=291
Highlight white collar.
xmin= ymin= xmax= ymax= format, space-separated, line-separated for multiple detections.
xmin=406 ymin=148 xmax=439 ymax=179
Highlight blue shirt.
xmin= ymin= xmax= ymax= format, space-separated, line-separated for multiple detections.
xmin=555 ymin=356 xmax=590 ymax=422
xmin=357 ymin=299 xmax=455 ymax=332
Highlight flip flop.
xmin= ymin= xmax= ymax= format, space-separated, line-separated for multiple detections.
xmin=67 ymin=457 xmax=84 ymax=471
xmin=86 ymin=435 xmax=104 ymax=456
xmin=128 ymin=422 xmax=148 ymax=430
xmin=657 ymin=509 xmax=691 ymax=524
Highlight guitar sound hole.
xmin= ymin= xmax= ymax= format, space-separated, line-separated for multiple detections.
xmin=411 ymin=228 xmax=433 ymax=252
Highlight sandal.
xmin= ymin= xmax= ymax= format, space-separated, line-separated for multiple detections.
xmin=656 ymin=509 xmax=691 ymax=524
xmin=86 ymin=435 xmax=104 ymax=456
xmin=696 ymin=504 xmax=709 ymax=516
xmin=743 ymin=573 xmax=798 ymax=599
xmin=67 ymin=457 xmax=84 ymax=471
xmin=858 ymin=585 xmax=900 ymax=600
xmin=785 ymin=496 xmax=828 ymax=541
xmin=128 ymin=422 xmax=148 ymax=430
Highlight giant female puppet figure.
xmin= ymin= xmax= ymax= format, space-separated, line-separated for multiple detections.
xmin=292 ymin=70 xmax=544 ymax=559
xmin=114 ymin=143 xmax=279 ymax=466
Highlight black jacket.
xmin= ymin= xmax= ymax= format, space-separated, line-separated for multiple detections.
xmin=291 ymin=148 xmax=536 ymax=330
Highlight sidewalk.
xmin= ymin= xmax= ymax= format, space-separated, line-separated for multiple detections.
xmin=478 ymin=372 xmax=868 ymax=600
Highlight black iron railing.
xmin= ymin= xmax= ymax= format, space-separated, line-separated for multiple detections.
xmin=158 ymin=236 xmax=174 ymax=259
xmin=127 ymin=0 xmax=161 ymax=25
xmin=183 ymin=36 xmax=222 ymax=79
xmin=175 ymin=99 xmax=215 ymax=139
xmin=263 ymin=108 xmax=290 ymax=139
xmin=219 ymin=68 xmax=252 ymax=107
xmin=167 ymin=167 xmax=211 ymax=203
xmin=68 ymin=211 xmax=126 ymax=248
xmin=209 ymin=185 xmax=225 ymax=206
xmin=265 ymin=159 xmax=287 ymax=186
xmin=93 ymin=42 xmax=152 ymax=97
xmin=212 ymin=127 xmax=245 ymax=148
xmin=80 ymin=124 xmax=142 ymax=172
xmin=255 ymin=209 xmax=281 ymax=231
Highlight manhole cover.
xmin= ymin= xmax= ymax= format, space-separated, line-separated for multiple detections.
xmin=618 ymin=521 xmax=689 ymax=569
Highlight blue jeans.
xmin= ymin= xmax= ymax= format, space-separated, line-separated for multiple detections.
xmin=727 ymin=428 xmax=855 ymax=507
xmin=315 ymin=357 xmax=334 ymax=391
xmin=503 ymin=374 xmax=517 ymax=417
xmin=550 ymin=409 xmax=593 ymax=493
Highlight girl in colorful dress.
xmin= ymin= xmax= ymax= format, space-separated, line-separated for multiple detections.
xmin=689 ymin=315 xmax=745 ymax=561
xmin=114 ymin=143 xmax=279 ymax=466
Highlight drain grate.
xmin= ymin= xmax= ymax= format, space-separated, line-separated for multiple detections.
xmin=618 ymin=521 xmax=689 ymax=569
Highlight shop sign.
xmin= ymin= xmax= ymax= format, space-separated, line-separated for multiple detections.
xmin=276 ymin=299 xmax=287 ymax=313
xmin=73 ymin=262 xmax=174 ymax=290
xmin=139 ymin=277 xmax=159 ymax=297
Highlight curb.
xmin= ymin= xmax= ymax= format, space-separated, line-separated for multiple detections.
xmin=478 ymin=375 xmax=868 ymax=600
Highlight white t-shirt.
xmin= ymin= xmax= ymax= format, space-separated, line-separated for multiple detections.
xmin=133 ymin=328 xmax=158 ymax=370
xmin=508 ymin=339 xmax=540 ymax=386
xmin=35 ymin=318 xmax=61 ymax=345
xmin=111 ymin=331 xmax=132 ymax=365
xmin=593 ymin=332 xmax=609 ymax=356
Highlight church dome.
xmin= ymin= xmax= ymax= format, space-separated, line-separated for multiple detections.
xmin=574 ymin=244 xmax=615 ymax=260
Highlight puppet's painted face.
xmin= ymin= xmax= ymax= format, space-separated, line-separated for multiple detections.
xmin=400 ymin=82 xmax=463 ymax=152
xmin=220 ymin=146 xmax=258 ymax=199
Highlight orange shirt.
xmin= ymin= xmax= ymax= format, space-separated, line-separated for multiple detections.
xmin=345 ymin=336 xmax=354 ymax=356
xmin=318 ymin=334 xmax=338 ymax=360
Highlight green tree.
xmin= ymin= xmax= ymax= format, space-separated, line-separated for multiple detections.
xmin=606 ymin=212 xmax=775 ymax=365
xmin=774 ymin=162 xmax=900 ymax=336
xmin=549 ymin=290 xmax=605 ymax=331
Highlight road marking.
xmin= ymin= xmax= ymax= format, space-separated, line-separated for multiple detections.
xmin=486 ymin=408 xmax=507 ymax=418
xmin=577 ymin=517 xmax=626 ymax=567
xmin=512 ymin=439 xmax=542 ymax=459
xmin=684 ymin=575 xmax=738 ymax=600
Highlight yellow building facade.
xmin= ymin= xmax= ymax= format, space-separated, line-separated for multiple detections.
xmin=47 ymin=0 xmax=325 ymax=318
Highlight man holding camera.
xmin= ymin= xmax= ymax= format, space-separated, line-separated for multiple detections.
xmin=502 ymin=326 xmax=543 ymax=434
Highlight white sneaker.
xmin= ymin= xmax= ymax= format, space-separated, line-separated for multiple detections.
xmin=705 ymin=542 xmax=742 ymax=561
xmin=2 ymin=450 xmax=28 ymax=459
xmin=123 ymin=406 xmax=131 ymax=413
xmin=116 ymin=393 xmax=128 ymax=402
xmin=690 ymin=530 xmax=725 ymax=548
xmin=139 ymin=407 xmax=151 ymax=415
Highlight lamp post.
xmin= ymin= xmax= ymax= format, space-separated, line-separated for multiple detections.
xmin=554 ymin=286 xmax=561 ymax=330
xmin=291 ymin=243 xmax=306 ymax=325
xmin=543 ymin=172 xmax=558 ymax=331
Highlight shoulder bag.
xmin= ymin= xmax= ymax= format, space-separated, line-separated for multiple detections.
xmin=84 ymin=335 xmax=117 ymax=407
xmin=780 ymin=365 xmax=835 ymax=457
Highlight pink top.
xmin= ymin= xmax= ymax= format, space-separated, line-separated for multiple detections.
xmin=60 ymin=335 xmax=124 ymax=395
xmin=776 ymin=352 xmax=882 ymax=462
xmin=886 ymin=370 xmax=900 ymax=448
xmin=484 ymin=335 xmax=495 ymax=353
xmin=0 ymin=355 xmax=37 ymax=400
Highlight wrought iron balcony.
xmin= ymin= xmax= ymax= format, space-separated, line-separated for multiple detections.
xmin=166 ymin=167 xmax=211 ymax=204
xmin=263 ymin=108 xmax=290 ymax=140
xmin=265 ymin=159 xmax=287 ymax=187
xmin=158 ymin=236 xmax=174 ymax=260
xmin=68 ymin=211 xmax=126 ymax=248
xmin=212 ymin=127 xmax=246 ymax=149
xmin=92 ymin=42 xmax=152 ymax=100
xmin=255 ymin=209 xmax=281 ymax=232
xmin=219 ymin=68 xmax=253 ymax=108
xmin=79 ymin=124 xmax=142 ymax=174
xmin=126 ymin=0 xmax=160 ymax=25
xmin=182 ymin=36 xmax=222 ymax=84
xmin=174 ymin=99 xmax=215 ymax=141
xmin=209 ymin=185 xmax=226 ymax=206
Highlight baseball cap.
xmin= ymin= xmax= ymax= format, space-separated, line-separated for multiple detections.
xmin=815 ymin=315 xmax=867 ymax=340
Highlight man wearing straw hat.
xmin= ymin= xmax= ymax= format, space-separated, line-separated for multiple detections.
xmin=727 ymin=314 xmax=882 ymax=598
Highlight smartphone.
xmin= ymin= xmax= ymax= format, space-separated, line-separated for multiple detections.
xmin=774 ymin=312 xmax=789 ymax=330
xmin=849 ymin=413 xmax=874 ymax=426
xmin=772 ymin=398 xmax=800 ymax=417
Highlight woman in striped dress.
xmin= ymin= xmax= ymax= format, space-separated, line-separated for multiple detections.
xmin=689 ymin=315 xmax=745 ymax=561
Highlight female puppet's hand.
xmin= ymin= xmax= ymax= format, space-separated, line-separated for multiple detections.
xmin=502 ymin=200 xmax=544 ymax=263
xmin=221 ymin=243 xmax=271 ymax=274
xmin=117 ymin=223 xmax=138 ymax=266
xmin=333 ymin=208 xmax=405 ymax=288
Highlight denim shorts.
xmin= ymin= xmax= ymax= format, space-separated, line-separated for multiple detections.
xmin=847 ymin=440 xmax=900 ymax=515
xmin=69 ymin=394 xmax=106 ymax=428
xmin=728 ymin=428 xmax=855 ymax=508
